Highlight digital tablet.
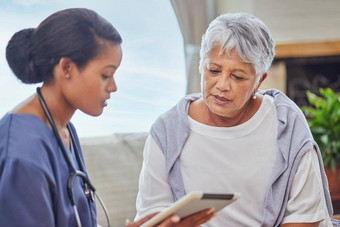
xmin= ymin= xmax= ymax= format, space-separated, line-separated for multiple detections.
xmin=140 ymin=191 xmax=241 ymax=227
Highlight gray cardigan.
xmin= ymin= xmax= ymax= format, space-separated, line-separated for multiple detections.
xmin=150 ymin=89 xmax=333 ymax=226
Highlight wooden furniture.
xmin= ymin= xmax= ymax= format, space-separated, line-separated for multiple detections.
xmin=275 ymin=40 xmax=340 ymax=59
xmin=333 ymin=214 xmax=340 ymax=220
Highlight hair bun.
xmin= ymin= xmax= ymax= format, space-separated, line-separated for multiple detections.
xmin=6 ymin=28 xmax=40 ymax=84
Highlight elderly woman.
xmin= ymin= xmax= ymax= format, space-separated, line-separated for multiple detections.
xmin=135 ymin=13 xmax=334 ymax=226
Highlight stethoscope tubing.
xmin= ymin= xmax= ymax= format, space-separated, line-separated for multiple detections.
xmin=37 ymin=87 xmax=95 ymax=202
xmin=36 ymin=87 xmax=110 ymax=227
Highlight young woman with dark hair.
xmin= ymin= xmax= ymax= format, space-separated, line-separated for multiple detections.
xmin=0 ymin=8 xmax=214 ymax=227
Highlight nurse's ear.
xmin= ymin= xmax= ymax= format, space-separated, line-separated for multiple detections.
xmin=55 ymin=57 xmax=74 ymax=80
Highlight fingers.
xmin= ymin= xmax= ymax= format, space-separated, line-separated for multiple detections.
xmin=125 ymin=212 xmax=159 ymax=227
xmin=193 ymin=208 xmax=216 ymax=225
xmin=125 ymin=219 xmax=132 ymax=227
xmin=156 ymin=215 xmax=180 ymax=227
xmin=157 ymin=209 xmax=215 ymax=227
xmin=177 ymin=208 xmax=216 ymax=227
xmin=125 ymin=209 xmax=216 ymax=227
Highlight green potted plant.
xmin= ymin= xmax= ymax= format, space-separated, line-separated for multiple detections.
xmin=301 ymin=87 xmax=340 ymax=213
xmin=301 ymin=88 xmax=340 ymax=172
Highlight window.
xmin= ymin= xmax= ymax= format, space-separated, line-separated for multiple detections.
xmin=0 ymin=0 xmax=186 ymax=137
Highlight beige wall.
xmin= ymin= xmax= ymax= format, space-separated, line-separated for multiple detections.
xmin=216 ymin=0 xmax=340 ymax=43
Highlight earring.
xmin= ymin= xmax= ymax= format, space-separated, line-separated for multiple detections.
xmin=65 ymin=73 xmax=70 ymax=79
xmin=252 ymin=93 xmax=257 ymax=99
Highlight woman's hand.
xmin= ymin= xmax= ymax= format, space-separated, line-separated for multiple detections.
xmin=171 ymin=208 xmax=215 ymax=227
xmin=125 ymin=212 xmax=160 ymax=227
xmin=126 ymin=208 xmax=215 ymax=227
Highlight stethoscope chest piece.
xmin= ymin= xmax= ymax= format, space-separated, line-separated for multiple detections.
xmin=84 ymin=183 xmax=95 ymax=202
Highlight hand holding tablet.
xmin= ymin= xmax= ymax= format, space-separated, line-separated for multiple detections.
xmin=140 ymin=191 xmax=241 ymax=227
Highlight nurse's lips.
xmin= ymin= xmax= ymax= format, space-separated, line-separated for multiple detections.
xmin=102 ymin=96 xmax=110 ymax=107
xmin=214 ymin=95 xmax=231 ymax=105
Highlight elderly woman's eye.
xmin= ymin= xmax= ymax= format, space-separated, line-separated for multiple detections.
xmin=232 ymin=74 xmax=243 ymax=80
xmin=209 ymin=69 xmax=220 ymax=74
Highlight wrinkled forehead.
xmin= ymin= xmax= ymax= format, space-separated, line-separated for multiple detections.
xmin=207 ymin=43 xmax=254 ymax=68
xmin=207 ymin=44 xmax=241 ymax=62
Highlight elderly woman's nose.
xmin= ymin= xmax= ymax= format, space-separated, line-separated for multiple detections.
xmin=216 ymin=75 xmax=230 ymax=91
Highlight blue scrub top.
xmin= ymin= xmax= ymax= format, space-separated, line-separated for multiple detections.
xmin=0 ymin=113 xmax=97 ymax=227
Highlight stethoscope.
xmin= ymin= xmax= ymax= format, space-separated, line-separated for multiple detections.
xmin=36 ymin=87 xmax=111 ymax=227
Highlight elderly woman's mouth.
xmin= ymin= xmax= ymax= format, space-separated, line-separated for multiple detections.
xmin=214 ymin=95 xmax=231 ymax=104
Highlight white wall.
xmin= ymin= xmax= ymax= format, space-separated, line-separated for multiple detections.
xmin=217 ymin=0 xmax=340 ymax=43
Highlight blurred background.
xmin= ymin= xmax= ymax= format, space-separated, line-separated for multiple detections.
xmin=0 ymin=0 xmax=187 ymax=138
xmin=1 ymin=0 xmax=340 ymax=225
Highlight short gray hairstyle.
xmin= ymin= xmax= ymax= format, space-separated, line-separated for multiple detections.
xmin=199 ymin=13 xmax=275 ymax=81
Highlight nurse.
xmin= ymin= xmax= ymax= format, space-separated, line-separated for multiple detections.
xmin=0 ymin=8 xmax=213 ymax=227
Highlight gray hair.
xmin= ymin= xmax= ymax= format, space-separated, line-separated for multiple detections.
xmin=199 ymin=13 xmax=275 ymax=81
